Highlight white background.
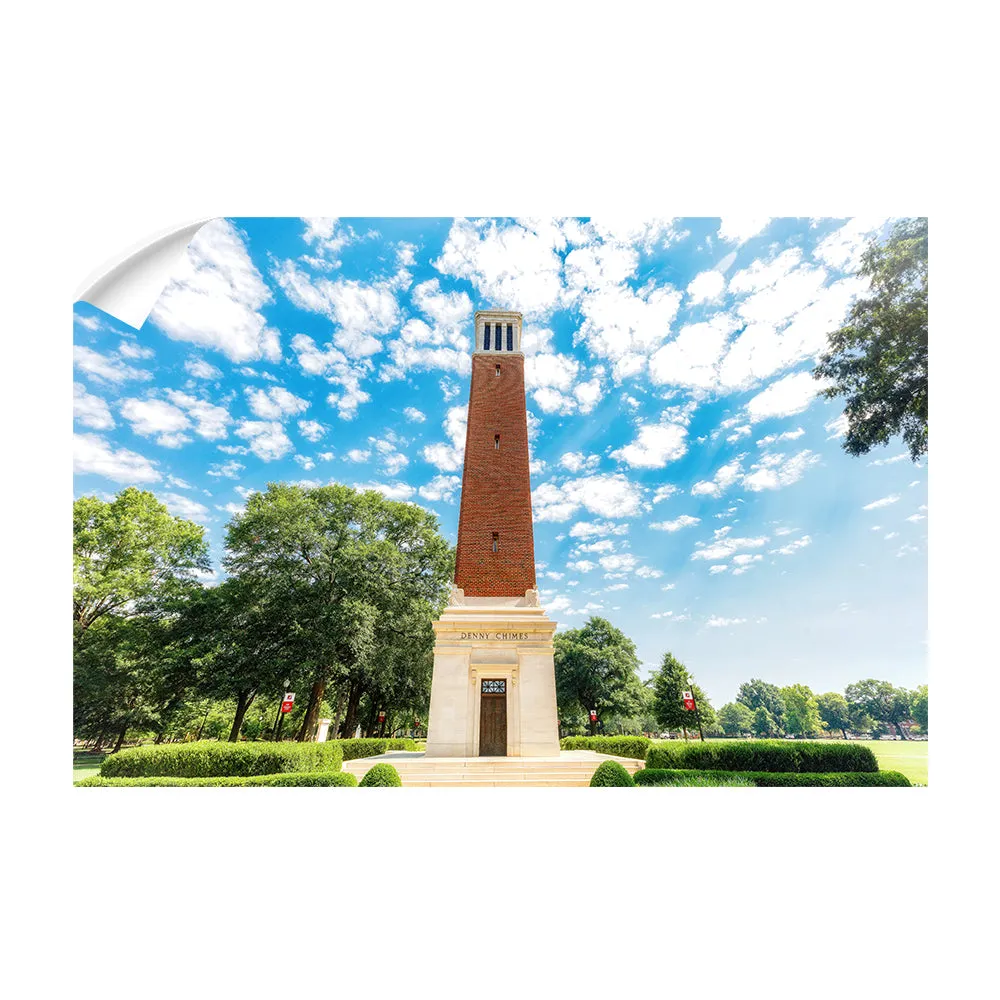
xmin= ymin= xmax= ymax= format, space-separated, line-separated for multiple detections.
xmin=3 ymin=2 xmax=995 ymax=997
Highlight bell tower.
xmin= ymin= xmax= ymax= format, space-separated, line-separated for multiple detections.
xmin=454 ymin=311 xmax=537 ymax=597
xmin=425 ymin=309 xmax=560 ymax=757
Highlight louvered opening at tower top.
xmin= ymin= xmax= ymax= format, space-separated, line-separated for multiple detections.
xmin=474 ymin=310 xmax=522 ymax=354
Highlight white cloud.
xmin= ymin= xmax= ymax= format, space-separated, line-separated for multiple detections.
xmin=120 ymin=398 xmax=192 ymax=448
xmin=163 ymin=390 xmax=231 ymax=440
xmin=825 ymin=412 xmax=849 ymax=439
xmin=74 ymin=433 xmax=160 ymax=483
xmin=298 ymin=419 xmax=325 ymax=442
xmin=863 ymin=493 xmax=901 ymax=510
xmin=208 ymin=459 xmax=244 ymax=479
xmin=635 ymin=566 xmax=663 ymax=579
xmin=691 ymin=459 xmax=743 ymax=497
xmin=244 ymin=386 xmax=310 ymax=420
xmin=718 ymin=217 xmax=770 ymax=244
xmin=74 ymin=383 xmax=115 ymax=430
xmin=771 ymin=535 xmax=812 ymax=556
xmin=150 ymin=219 xmax=280 ymax=363
xmin=235 ymin=420 xmax=293 ymax=461
xmin=599 ymin=553 xmax=637 ymax=573
xmin=746 ymin=371 xmax=821 ymax=422
xmin=648 ymin=313 xmax=739 ymax=389
xmin=533 ymin=473 xmax=643 ymax=522
xmin=813 ymin=217 xmax=889 ymax=272
xmin=706 ymin=615 xmax=748 ymax=627
xmin=404 ymin=407 xmax=426 ymax=423
xmin=567 ymin=560 xmax=597 ymax=573
xmin=117 ymin=340 xmax=154 ymax=360
xmin=559 ymin=452 xmax=600 ymax=473
xmin=686 ymin=269 xmax=726 ymax=304
xmin=708 ymin=565 xmax=728 ymax=575
xmin=74 ymin=345 xmax=152 ymax=385
xmin=651 ymin=514 xmax=700 ymax=532
xmin=162 ymin=492 xmax=210 ymax=522
xmin=418 ymin=475 xmax=462 ymax=503
xmin=274 ymin=258 xmax=403 ymax=359
xmin=184 ymin=358 xmax=222 ymax=379
xmin=868 ymin=452 xmax=909 ymax=466
xmin=355 ymin=481 xmax=416 ymax=501
xmin=743 ymin=450 xmax=820 ymax=491
xmin=652 ymin=485 xmax=679 ymax=503
xmin=568 ymin=520 xmax=630 ymax=539
xmin=729 ymin=248 xmax=802 ymax=294
xmin=346 ymin=449 xmax=371 ymax=463
xmin=422 ymin=404 xmax=467 ymax=472
xmin=692 ymin=535 xmax=768 ymax=562
xmin=757 ymin=427 xmax=805 ymax=447
xmin=294 ymin=455 xmax=316 ymax=472
xmin=434 ymin=217 xmax=568 ymax=319
xmin=610 ymin=421 xmax=687 ymax=468
xmin=372 ymin=434 xmax=409 ymax=476
xmin=906 ymin=513 xmax=926 ymax=523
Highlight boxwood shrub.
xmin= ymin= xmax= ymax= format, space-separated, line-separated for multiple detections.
xmin=634 ymin=768 xmax=911 ymax=787
xmin=560 ymin=736 xmax=651 ymax=759
xmin=76 ymin=771 xmax=358 ymax=787
xmin=359 ymin=763 xmax=403 ymax=787
xmin=589 ymin=760 xmax=635 ymax=786
xmin=645 ymin=740 xmax=878 ymax=773
xmin=333 ymin=738 xmax=418 ymax=761
xmin=99 ymin=740 xmax=344 ymax=778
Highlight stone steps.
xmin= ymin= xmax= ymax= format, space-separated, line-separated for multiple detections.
xmin=342 ymin=751 xmax=644 ymax=787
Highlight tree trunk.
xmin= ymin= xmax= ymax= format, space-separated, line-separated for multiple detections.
xmin=113 ymin=719 xmax=129 ymax=754
xmin=341 ymin=680 xmax=363 ymax=739
xmin=588 ymin=718 xmax=597 ymax=736
xmin=894 ymin=722 xmax=908 ymax=740
xmin=296 ymin=680 xmax=326 ymax=742
xmin=331 ymin=687 xmax=348 ymax=739
xmin=228 ymin=689 xmax=254 ymax=742
xmin=92 ymin=729 xmax=107 ymax=753
xmin=195 ymin=702 xmax=211 ymax=740
xmin=841 ymin=727 xmax=848 ymax=740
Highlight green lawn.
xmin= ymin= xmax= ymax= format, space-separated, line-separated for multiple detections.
xmin=855 ymin=739 xmax=928 ymax=785
xmin=73 ymin=749 xmax=107 ymax=782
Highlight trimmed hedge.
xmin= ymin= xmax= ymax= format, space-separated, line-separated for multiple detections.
xmin=333 ymin=738 xmax=419 ymax=761
xmin=645 ymin=739 xmax=878 ymax=774
xmin=560 ymin=736 xmax=651 ymax=759
xmin=634 ymin=768 xmax=911 ymax=787
xmin=589 ymin=760 xmax=635 ymax=786
xmin=100 ymin=740 xmax=343 ymax=778
xmin=76 ymin=771 xmax=358 ymax=787
xmin=359 ymin=763 xmax=403 ymax=787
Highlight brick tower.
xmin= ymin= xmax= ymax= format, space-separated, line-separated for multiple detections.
xmin=425 ymin=310 xmax=560 ymax=758
xmin=453 ymin=311 xmax=537 ymax=597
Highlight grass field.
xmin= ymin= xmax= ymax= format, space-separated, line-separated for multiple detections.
xmin=856 ymin=740 xmax=928 ymax=785
xmin=73 ymin=749 xmax=106 ymax=782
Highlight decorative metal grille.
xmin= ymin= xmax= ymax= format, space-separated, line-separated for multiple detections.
xmin=482 ymin=679 xmax=506 ymax=694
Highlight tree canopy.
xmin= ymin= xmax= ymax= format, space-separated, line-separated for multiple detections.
xmin=814 ymin=217 xmax=928 ymax=461
xmin=554 ymin=616 xmax=643 ymax=735
xmin=736 ymin=678 xmax=786 ymax=734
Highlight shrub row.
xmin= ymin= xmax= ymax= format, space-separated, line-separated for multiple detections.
xmin=77 ymin=771 xmax=358 ymax=787
xmin=634 ymin=768 xmax=911 ymax=787
xmin=333 ymin=738 xmax=418 ymax=761
xmin=561 ymin=736 xmax=651 ymax=759
xmin=589 ymin=760 xmax=635 ymax=786
xmin=645 ymin=740 xmax=878 ymax=773
xmin=100 ymin=740 xmax=344 ymax=778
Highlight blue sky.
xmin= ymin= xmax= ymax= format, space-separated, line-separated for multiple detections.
xmin=73 ymin=216 xmax=927 ymax=707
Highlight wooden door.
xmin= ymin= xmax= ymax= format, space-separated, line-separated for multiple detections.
xmin=479 ymin=679 xmax=507 ymax=756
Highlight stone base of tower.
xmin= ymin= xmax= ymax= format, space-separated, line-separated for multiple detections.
xmin=424 ymin=590 xmax=560 ymax=758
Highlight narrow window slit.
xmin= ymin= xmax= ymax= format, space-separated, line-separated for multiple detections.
xmin=483 ymin=323 xmax=491 ymax=351
xmin=495 ymin=364 xmax=501 ymax=376
xmin=494 ymin=434 xmax=500 ymax=450
xmin=492 ymin=532 xmax=499 ymax=553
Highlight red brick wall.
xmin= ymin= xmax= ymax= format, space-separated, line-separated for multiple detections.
xmin=454 ymin=354 xmax=537 ymax=596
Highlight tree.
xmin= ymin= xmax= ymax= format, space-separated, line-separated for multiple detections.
xmin=751 ymin=706 xmax=777 ymax=737
xmin=718 ymin=701 xmax=754 ymax=737
xmin=223 ymin=483 xmax=453 ymax=741
xmin=554 ymin=617 xmax=643 ymax=735
xmin=780 ymin=684 xmax=822 ymax=737
xmin=650 ymin=652 xmax=712 ymax=740
xmin=911 ymin=684 xmax=928 ymax=734
xmin=814 ymin=217 xmax=928 ymax=461
xmin=816 ymin=691 xmax=852 ymax=739
xmin=845 ymin=679 xmax=912 ymax=740
xmin=74 ymin=488 xmax=210 ymax=631
xmin=736 ymin=679 xmax=786 ymax=735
